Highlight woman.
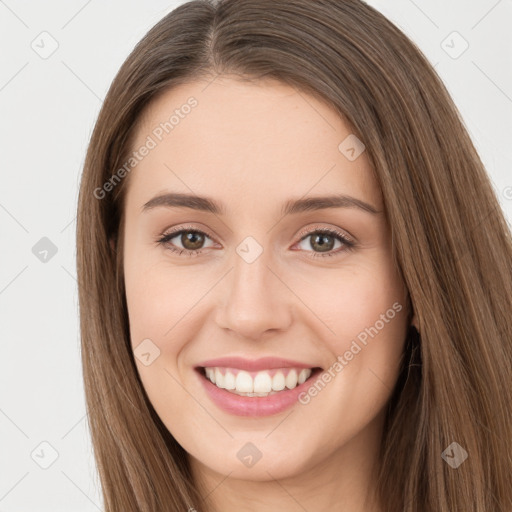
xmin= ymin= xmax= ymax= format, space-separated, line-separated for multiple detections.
xmin=76 ymin=0 xmax=512 ymax=510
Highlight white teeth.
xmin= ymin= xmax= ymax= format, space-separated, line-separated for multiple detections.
xmin=253 ymin=372 xmax=272 ymax=393
xmin=235 ymin=371 xmax=253 ymax=392
xmin=223 ymin=370 xmax=236 ymax=390
xmin=215 ymin=368 xmax=225 ymax=388
xmin=285 ymin=369 xmax=298 ymax=389
xmin=298 ymin=369 xmax=310 ymax=385
xmin=204 ymin=367 xmax=313 ymax=395
xmin=272 ymin=371 xmax=286 ymax=391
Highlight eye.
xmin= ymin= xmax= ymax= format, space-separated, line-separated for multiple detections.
xmin=156 ymin=225 xmax=217 ymax=257
xmin=156 ymin=225 xmax=356 ymax=258
xmin=293 ymin=227 xmax=355 ymax=259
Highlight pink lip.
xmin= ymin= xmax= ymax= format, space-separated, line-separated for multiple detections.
xmin=196 ymin=356 xmax=318 ymax=372
xmin=195 ymin=366 xmax=323 ymax=417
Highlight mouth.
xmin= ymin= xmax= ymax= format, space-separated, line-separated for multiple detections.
xmin=195 ymin=366 xmax=323 ymax=397
xmin=194 ymin=365 xmax=323 ymax=417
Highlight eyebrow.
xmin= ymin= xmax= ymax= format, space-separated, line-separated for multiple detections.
xmin=141 ymin=192 xmax=382 ymax=216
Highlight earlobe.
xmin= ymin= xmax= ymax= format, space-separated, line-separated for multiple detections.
xmin=109 ymin=237 xmax=116 ymax=253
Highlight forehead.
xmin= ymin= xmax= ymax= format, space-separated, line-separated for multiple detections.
xmin=125 ymin=76 xmax=382 ymax=214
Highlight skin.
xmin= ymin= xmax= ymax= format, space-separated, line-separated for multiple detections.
xmin=120 ymin=76 xmax=418 ymax=512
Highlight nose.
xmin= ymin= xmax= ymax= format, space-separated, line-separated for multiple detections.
xmin=214 ymin=245 xmax=293 ymax=341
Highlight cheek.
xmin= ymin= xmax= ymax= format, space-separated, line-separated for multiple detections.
xmin=298 ymin=257 xmax=406 ymax=343
xmin=290 ymin=264 xmax=408 ymax=441
xmin=123 ymin=251 xmax=212 ymax=393
xmin=123 ymin=256 xmax=198 ymax=419
xmin=124 ymin=265 xmax=168 ymax=346
xmin=123 ymin=232 xmax=194 ymax=348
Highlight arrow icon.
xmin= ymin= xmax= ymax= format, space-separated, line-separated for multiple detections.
xmin=444 ymin=449 xmax=455 ymax=458
xmin=441 ymin=441 xmax=468 ymax=468
xmin=135 ymin=339 xmax=161 ymax=366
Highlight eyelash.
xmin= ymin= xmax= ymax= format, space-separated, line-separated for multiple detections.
xmin=156 ymin=224 xmax=356 ymax=260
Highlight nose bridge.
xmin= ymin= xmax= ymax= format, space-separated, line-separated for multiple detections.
xmin=215 ymin=235 xmax=292 ymax=339
xmin=232 ymin=237 xmax=273 ymax=296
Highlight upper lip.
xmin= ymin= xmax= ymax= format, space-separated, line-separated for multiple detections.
xmin=196 ymin=356 xmax=321 ymax=372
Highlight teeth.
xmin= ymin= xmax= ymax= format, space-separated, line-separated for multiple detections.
xmin=254 ymin=372 xmax=272 ymax=393
xmin=272 ymin=371 xmax=286 ymax=391
xmin=285 ymin=369 xmax=298 ymax=389
xmin=298 ymin=369 xmax=309 ymax=384
xmin=236 ymin=371 xmax=253 ymax=392
xmin=215 ymin=368 xmax=225 ymax=388
xmin=223 ymin=370 xmax=236 ymax=390
xmin=204 ymin=367 xmax=313 ymax=395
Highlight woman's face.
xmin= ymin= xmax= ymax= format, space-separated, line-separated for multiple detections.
xmin=121 ymin=77 xmax=412 ymax=483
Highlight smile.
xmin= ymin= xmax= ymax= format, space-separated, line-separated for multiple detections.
xmin=195 ymin=365 xmax=323 ymax=417
xmin=203 ymin=367 xmax=314 ymax=396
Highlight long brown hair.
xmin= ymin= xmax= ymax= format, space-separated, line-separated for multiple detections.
xmin=76 ymin=0 xmax=512 ymax=510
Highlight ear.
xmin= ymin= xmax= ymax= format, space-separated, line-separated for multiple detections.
xmin=109 ymin=236 xmax=117 ymax=253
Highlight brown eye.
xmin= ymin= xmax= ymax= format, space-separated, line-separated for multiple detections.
xmin=308 ymin=233 xmax=336 ymax=253
xmin=180 ymin=231 xmax=205 ymax=250
xmin=157 ymin=226 xmax=355 ymax=259
xmin=157 ymin=228 xmax=215 ymax=256
xmin=294 ymin=228 xmax=355 ymax=259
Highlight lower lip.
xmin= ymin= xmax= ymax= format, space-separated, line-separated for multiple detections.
xmin=196 ymin=367 xmax=323 ymax=417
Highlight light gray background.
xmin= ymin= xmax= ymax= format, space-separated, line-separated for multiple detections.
xmin=1 ymin=1 xmax=511 ymax=510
